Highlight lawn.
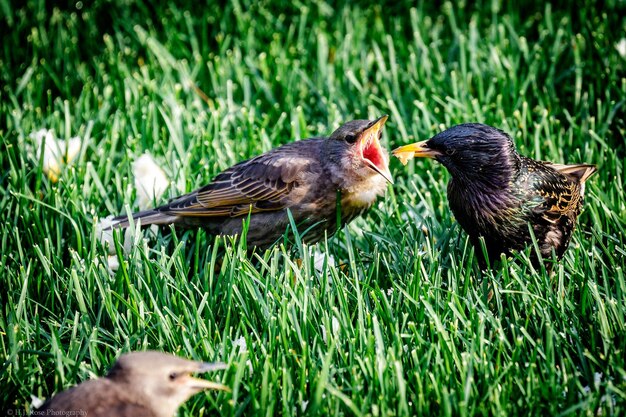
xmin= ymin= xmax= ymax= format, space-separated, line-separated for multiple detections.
xmin=1 ymin=0 xmax=625 ymax=415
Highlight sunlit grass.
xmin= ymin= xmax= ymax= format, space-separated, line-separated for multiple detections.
xmin=1 ymin=1 xmax=625 ymax=416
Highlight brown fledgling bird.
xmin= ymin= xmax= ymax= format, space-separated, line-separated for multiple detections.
xmin=393 ymin=123 xmax=597 ymax=266
xmin=36 ymin=351 xmax=229 ymax=417
xmin=109 ymin=116 xmax=393 ymax=249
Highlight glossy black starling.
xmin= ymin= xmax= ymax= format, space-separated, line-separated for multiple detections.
xmin=109 ymin=117 xmax=392 ymax=249
xmin=36 ymin=351 xmax=228 ymax=417
xmin=393 ymin=123 xmax=597 ymax=265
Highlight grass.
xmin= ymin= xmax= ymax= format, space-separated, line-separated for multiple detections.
xmin=1 ymin=0 xmax=625 ymax=415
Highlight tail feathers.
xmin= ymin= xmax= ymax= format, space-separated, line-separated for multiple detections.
xmin=547 ymin=163 xmax=597 ymax=183
xmin=108 ymin=209 xmax=178 ymax=229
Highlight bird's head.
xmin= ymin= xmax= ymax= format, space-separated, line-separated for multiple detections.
xmin=107 ymin=351 xmax=229 ymax=417
xmin=393 ymin=123 xmax=518 ymax=187
xmin=326 ymin=115 xmax=393 ymax=185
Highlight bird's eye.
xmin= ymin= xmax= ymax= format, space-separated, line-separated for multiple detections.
xmin=445 ymin=148 xmax=456 ymax=156
xmin=169 ymin=372 xmax=178 ymax=380
xmin=345 ymin=134 xmax=357 ymax=144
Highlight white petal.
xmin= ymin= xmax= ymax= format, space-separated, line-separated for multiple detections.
xmin=616 ymin=39 xmax=626 ymax=59
xmin=95 ymin=216 xmax=117 ymax=254
xmin=132 ymin=154 xmax=169 ymax=209
xmin=30 ymin=395 xmax=44 ymax=409
xmin=106 ymin=255 xmax=120 ymax=271
xmin=313 ymin=250 xmax=336 ymax=273
xmin=95 ymin=215 xmax=135 ymax=255
xmin=331 ymin=316 xmax=340 ymax=335
xmin=65 ymin=136 xmax=82 ymax=162
xmin=30 ymin=129 xmax=82 ymax=182
xmin=232 ymin=336 xmax=248 ymax=353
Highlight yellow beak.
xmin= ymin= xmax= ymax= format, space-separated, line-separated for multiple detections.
xmin=392 ymin=141 xmax=442 ymax=159
xmin=188 ymin=377 xmax=231 ymax=392
xmin=188 ymin=361 xmax=230 ymax=392
xmin=363 ymin=115 xmax=389 ymax=136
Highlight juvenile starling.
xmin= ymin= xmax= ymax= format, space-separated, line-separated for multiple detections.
xmin=36 ymin=351 xmax=228 ymax=417
xmin=110 ymin=116 xmax=392 ymax=249
xmin=393 ymin=123 xmax=597 ymax=265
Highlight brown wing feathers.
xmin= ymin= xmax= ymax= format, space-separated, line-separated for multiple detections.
xmin=163 ymin=151 xmax=304 ymax=218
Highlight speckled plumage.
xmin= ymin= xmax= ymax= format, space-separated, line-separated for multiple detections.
xmin=394 ymin=123 xmax=597 ymax=265
xmin=110 ymin=118 xmax=391 ymax=249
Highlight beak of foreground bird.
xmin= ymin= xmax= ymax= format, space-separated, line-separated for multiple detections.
xmin=187 ymin=362 xmax=230 ymax=392
xmin=360 ymin=115 xmax=394 ymax=184
xmin=392 ymin=140 xmax=442 ymax=164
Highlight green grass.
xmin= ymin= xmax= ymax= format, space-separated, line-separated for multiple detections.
xmin=1 ymin=0 xmax=626 ymax=415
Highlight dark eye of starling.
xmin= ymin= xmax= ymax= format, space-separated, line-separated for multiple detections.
xmin=169 ymin=372 xmax=178 ymax=381
xmin=445 ymin=148 xmax=456 ymax=156
xmin=345 ymin=134 xmax=357 ymax=144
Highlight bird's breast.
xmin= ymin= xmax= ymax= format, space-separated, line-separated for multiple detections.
xmin=341 ymin=174 xmax=387 ymax=209
xmin=448 ymin=180 xmax=522 ymax=233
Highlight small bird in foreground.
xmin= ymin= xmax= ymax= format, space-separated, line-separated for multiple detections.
xmin=36 ymin=351 xmax=229 ymax=417
xmin=393 ymin=123 xmax=597 ymax=266
xmin=109 ymin=117 xmax=393 ymax=249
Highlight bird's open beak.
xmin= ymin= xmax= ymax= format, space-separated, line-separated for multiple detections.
xmin=189 ymin=362 xmax=230 ymax=392
xmin=392 ymin=140 xmax=442 ymax=165
xmin=360 ymin=115 xmax=394 ymax=184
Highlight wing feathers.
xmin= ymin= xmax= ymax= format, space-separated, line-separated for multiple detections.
xmin=161 ymin=141 xmax=318 ymax=218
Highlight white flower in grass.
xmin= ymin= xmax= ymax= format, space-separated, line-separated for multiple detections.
xmin=30 ymin=395 xmax=44 ymax=409
xmin=30 ymin=128 xmax=82 ymax=182
xmin=616 ymin=39 xmax=626 ymax=59
xmin=231 ymin=336 xmax=253 ymax=373
xmin=133 ymin=153 xmax=168 ymax=209
xmin=95 ymin=215 xmax=133 ymax=254
xmin=95 ymin=153 xmax=166 ymax=266
xmin=105 ymin=254 xmax=120 ymax=271
xmin=232 ymin=336 xmax=248 ymax=353
xmin=313 ymin=250 xmax=336 ymax=273
xmin=595 ymin=372 xmax=603 ymax=386
xmin=95 ymin=154 xmax=167 ymax=271
xmin=332 ymin=316 xmax=340 ymax=334
xmin=96 ymin=216 xmax=118 ymax=253
xmin=96 ymin=215 xmax=155 ymax=271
